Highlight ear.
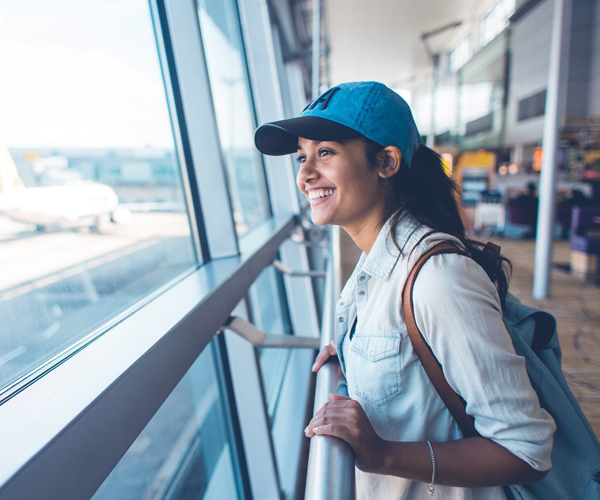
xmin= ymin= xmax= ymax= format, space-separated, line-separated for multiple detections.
xmin=377 ymin=146 xmax=402 ymax=179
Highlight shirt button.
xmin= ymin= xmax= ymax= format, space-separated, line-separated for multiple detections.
xmin=358 ymin=291 xmax=365 ymax=296
xmin=339 ymin=301 xmax=345 ymax=306
xmin=358 ymin=274 xmax=366 ymax=282
xmin=339 ymin=317 xmax=345 ymax=323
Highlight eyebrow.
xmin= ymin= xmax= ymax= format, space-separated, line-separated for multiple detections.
xmin=297 ymin=140 xmax=323 ymax=151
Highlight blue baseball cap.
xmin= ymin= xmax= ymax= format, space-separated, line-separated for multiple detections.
xmin=254 ymin=81 xmax=422 ymax=167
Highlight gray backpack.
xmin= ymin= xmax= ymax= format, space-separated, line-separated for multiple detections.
xmin=403 ymin=242 xmax=600 ymax=500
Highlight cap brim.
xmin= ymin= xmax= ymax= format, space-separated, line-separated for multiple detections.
xmin=254 ymin=116 xmax=361 ymax=156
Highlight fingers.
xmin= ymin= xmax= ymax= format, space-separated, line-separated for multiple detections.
xmin=329 ymin=393 xmax=350 ymax=401
xmin=305 ymin=412 xmax=357 ymax=437
xmin=310 ymin=423 xmax=348 ymax=440
xmin=308 ymin=423 xmax=337 ymax=438
xmin=306 ymin=421 xmax=358 ymax=445
xmin=313 ymin=398 xmax=361 ymax=419
xmin=306 ymin=402 xmax=364 ymax=437
xmin=311 ymin=341 xmax=337 ymax=372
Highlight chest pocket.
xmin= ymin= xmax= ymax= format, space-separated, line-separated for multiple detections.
xmin=350 ymin=333 xmax=402 ymax=406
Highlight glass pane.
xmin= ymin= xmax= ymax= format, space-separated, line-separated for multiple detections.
xmin=198 ymin=0 xmax=270 ymax=236
xmin=248 ymin=266 xmax=293 ymax=416
xmin=0 ymin=1 xmax=197 ymax=394
xmin=480 ymin=0 xmax=516 ymax=47
xmin=93 ymin=342 xmax=240 ymax=500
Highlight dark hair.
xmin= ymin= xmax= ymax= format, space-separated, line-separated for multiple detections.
xmin=365 ymin=139 xmax=512 ymax=309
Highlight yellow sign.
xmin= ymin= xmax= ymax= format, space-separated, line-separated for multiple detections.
xmin=457 ymin=150 xmax=495 ymax=170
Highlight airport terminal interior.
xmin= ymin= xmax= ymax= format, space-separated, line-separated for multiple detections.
xmin=0 ymin=0 xmax=599 ymax=498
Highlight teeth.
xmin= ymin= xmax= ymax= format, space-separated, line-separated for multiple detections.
xmin=309 ymin=189 xmax=333 ymax=200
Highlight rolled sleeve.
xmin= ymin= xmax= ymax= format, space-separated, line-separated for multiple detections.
xmin=412 ymin=252 xmax=556 ymax=471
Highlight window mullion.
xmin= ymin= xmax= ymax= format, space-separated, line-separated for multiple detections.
xmin=162 ymin=0 xmax=239 ymax=259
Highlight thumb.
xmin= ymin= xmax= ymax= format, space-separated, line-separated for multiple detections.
xmin=329 ymin=393 xmax=351 ymax=401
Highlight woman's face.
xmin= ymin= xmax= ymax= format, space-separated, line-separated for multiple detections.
xmin=296 ymin=137 xmax=386 ymax=230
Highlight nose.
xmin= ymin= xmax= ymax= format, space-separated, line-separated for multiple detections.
xmin=296 ymin=156 xmax=318 ymax=189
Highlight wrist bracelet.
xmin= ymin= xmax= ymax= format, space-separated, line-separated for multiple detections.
xmin=425 ymin=441 xmax=436 ymax=497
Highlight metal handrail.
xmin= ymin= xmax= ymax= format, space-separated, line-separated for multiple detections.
xmin=305 ymin=227 xmax=355 ymax=500
xmin=219 ymin=316 xmax=321 ymax=349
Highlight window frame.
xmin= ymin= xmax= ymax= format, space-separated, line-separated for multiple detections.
xmin=0 ymin=214 xmax=297 ymax=499
xmin=236 ymin=0 xmax=320 ymax=497
xmin=0 ymin=0 xmax=321 ymax=499
xmin=196 ymin=0 xmax=274 ymax=238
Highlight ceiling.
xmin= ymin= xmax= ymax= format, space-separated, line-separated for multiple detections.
xmin=325 ymin=0 xmax=499 ymax=91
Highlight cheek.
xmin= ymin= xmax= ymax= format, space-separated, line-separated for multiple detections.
xmin=345 ymin=169 xmax=380 ymax=195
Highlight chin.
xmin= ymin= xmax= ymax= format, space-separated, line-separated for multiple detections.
xmin=310 ymin=211 xmax=331 ymax=226
xmin=310 ymin=216 xmax=328 ymax=226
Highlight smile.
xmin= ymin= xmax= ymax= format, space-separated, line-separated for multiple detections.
xmin=308 ymin=189 xmax=335 ymax=202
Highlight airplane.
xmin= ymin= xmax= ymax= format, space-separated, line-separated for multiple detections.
xmin=0 ymin=145 xmax=126 ymax=233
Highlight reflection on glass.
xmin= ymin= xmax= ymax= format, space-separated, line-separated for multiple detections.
xmin=248 ymin=266 xmax=293 ymax=416
xmin=0 ymin=1 xmax=196 ymax=394
xmin=93 ymin=342 xmax=240 ymax=500
xmin=198 ymin=0 xmax=270 ymax=236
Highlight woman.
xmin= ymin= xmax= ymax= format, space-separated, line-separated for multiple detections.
xmin=254 ymin=82 xmax=555 ymax=499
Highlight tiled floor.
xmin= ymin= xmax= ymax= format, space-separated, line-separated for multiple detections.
xmin=340 ymin=230 xmax=600 ymax=438
xmin=492 ymin=236 xmax=600 ymax=438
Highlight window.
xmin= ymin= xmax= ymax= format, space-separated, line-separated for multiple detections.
xmin=248 ymin=265 xmax=294 ymax=416
xmin=0 ymin=0 xmax=318 ymax=498
xmin=197 ymin=0 xmax=270 ymax=237
xmin=480 ymin=0 xmax=516 ymax=48
xmin=0 ymin=0 xmax=197 ymax=397
xmin=449 ymin=36 xmax=472 ymax=73
xmin=92 ymin=340 xmax=244 ymax=500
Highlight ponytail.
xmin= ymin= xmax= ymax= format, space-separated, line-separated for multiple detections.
xmin=366 ymin=141 xmax=512 ymax=309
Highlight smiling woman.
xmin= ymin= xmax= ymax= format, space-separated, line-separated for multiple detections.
xmin=254 ymin=81 xmax=558 ymax=500
xmin=296 ymin=137 xmax=399 ymax=252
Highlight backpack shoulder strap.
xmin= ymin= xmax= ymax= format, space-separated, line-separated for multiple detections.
xmin=401 ymin=241 xmax=481 ymax=438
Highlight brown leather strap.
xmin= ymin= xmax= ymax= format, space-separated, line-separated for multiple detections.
xmin=483 ymin=241 xmax=501 ymax=257
xmin=402 ymin=242 xmax=481 ymax=438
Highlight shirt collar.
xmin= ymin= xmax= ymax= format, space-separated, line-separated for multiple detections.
xmin=357 ymin=214 xmax=418 ymax=282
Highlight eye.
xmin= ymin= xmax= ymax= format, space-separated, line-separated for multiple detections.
xmin=296 ymin=155 xmax=306 ymax=163
xmin=319 ymin=149 xmax=333 ymax=157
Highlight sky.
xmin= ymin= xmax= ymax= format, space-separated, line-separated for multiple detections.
xmin=0 ymin=0 xmax=175 ymax=149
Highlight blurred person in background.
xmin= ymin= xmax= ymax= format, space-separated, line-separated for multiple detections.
xmin=506 ymin=182 xmax=539 ymax=238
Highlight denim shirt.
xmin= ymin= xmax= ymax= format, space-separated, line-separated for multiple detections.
xmin=335 ymin=216 xmax=555 ymax=500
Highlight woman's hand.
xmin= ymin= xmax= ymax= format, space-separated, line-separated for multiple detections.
xmin=311 ymin=340 xmax=337 ymax=372
xmin=305 ymin=395 xmax=549 ymax=485
xmin=304 ymin=394 xmax=387 ymax=473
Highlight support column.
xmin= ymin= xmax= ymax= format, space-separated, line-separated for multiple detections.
xmin=533 ymin=0 xmax=567 ymax=299
xmin=427 ymin=58 xmax=439 ymax=149
xmin=312 ymin=0 xmax=321 ymax=99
